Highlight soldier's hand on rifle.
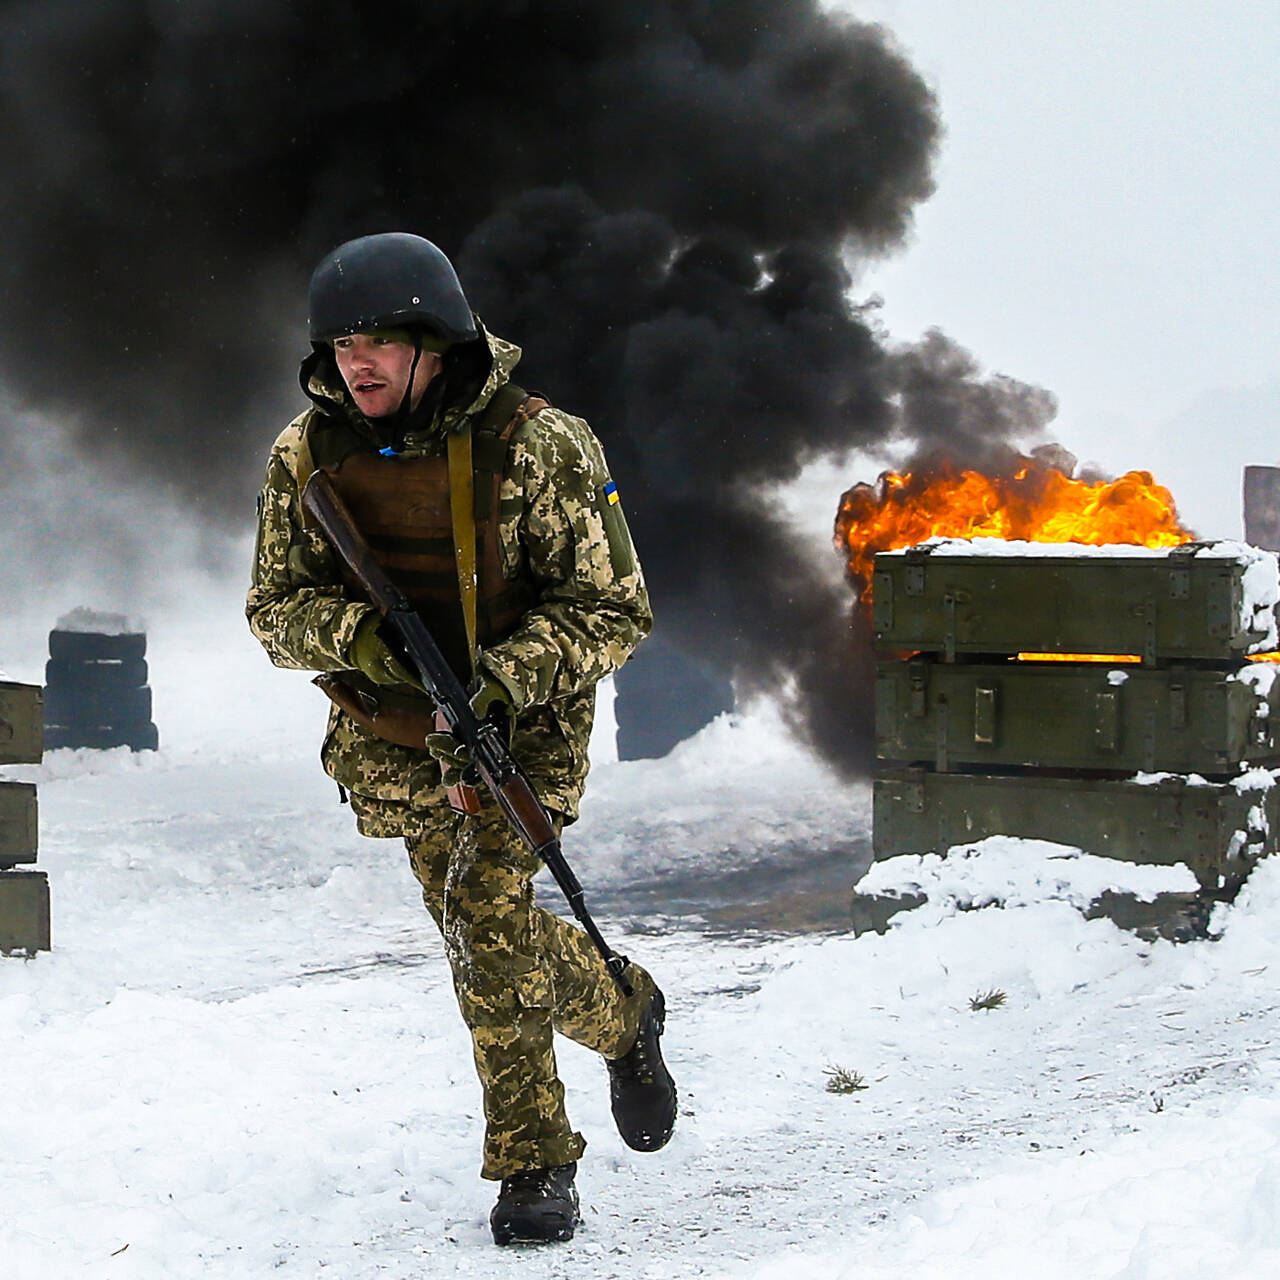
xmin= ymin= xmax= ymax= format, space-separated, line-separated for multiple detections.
xmin=348 ymin=614 xmax=420 ymax=686
xmin=426 ymin=673 xmax=516 ymax=788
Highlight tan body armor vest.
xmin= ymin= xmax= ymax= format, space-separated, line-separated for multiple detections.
xmin=305 ymin=386 xmax=544 ymax=684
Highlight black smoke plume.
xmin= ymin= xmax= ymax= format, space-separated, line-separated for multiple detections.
xmin=0 ymin=1 xmax=1055 ymax=773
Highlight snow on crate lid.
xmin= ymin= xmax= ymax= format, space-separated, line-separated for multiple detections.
xmin=54 ymin=607 xmax=146 ymax=635
xmin=880 ymin=536 xmax=1275 ymax=560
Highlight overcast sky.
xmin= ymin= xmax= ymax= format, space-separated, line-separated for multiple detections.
xmin=830 ymin=0 xmax=1280 ymax=540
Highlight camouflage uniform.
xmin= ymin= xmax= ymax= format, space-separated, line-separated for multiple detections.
xmin=246 ymin=327 xmax=655 ymax=1178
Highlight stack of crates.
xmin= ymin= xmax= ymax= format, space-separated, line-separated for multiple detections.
xmin=0 ymin=679 xmax=48 ymax=953
xmin=871 ymin=540 xmax=1280 ymax=892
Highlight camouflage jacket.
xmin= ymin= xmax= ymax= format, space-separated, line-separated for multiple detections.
xmin=246 ymin=327 xmax=651 ymax=835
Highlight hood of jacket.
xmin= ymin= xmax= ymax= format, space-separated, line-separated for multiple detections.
xmin=298 ymin=319 xmax=525 ymax=454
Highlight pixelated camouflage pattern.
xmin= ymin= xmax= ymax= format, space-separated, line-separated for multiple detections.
xmin=407 ymin=799 xmax=654 ymax=1179
xmin=246 ymin=327 xmax=651 ymax=824
xmin=247 ymin=325 xmax=657 ymax=1180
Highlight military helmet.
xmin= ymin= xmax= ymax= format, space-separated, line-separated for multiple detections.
xmin=307 ymin=232 xmax=478 ymax=345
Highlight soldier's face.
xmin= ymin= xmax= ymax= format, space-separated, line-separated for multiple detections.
xmin=332 ymin=330 xmax=443 ymax=419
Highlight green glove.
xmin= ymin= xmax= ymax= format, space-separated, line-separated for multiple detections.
xmin=470 ymin=674 xmax=516 ymax=740
xmin=347 ymin=614 xmax=418 ymax=687
xmin=426 ymin=674 xmax=516 ymax=788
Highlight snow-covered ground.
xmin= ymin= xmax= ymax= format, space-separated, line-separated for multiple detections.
xmin=4 ymin=582 xmax=1280 ymax=1278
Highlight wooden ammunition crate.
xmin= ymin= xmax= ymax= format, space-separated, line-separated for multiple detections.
xmin=0 ymin=782 xmax=38 ymax=869
xmin=873 ymin=765 xmax=1278 ymax=890
xmin=0 ymin=681 xmax=43 ymax=765
xmin=873 ymin=543 xmax=1279 ymax=662
xmin=0 ymin=870 xmax=50 ymax=953
xmin=876 ymin=658 xmax=1280 ymax=775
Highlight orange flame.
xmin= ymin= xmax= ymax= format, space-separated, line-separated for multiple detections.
xmin=835 ymin=454 xmax=1193 ymax=599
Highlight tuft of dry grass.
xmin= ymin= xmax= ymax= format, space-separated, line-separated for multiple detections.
xmin=823 ymin=1065 xmax=869 ymax=1095
xmin=969 ymin=988 xmax=1008 ymax=1012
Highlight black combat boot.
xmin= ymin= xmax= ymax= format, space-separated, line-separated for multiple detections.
xmin=489 ymin=1162 xmax=580 ymax=1246
xmin=606 ymin=985 xmax=677 ymax=1151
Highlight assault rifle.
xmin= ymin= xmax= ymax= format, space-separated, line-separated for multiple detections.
xmin=302 ymin=469 xmax=633 ymax=997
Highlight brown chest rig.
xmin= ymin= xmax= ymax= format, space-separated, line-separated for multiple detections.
xmin=302 ymin=384 xmax=546 ymax=747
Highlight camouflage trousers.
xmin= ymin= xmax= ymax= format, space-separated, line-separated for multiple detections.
xmin=406 ymin=798 xmax=653 ymax=1180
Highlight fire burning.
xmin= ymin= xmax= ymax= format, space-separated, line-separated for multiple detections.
xmin=835 ymin=452 xmax=1193 ymax=598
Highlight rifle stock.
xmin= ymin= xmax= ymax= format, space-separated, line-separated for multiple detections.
xmin=301 ymin=469 xmax=633 ymax=997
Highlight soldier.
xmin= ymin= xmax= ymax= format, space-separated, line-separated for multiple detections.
xmin=246 ymin=233 xmax=676 ymax=1245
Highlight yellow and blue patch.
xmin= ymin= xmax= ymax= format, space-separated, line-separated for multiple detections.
xmin=596 ymin=478 xmax=636 ymax=576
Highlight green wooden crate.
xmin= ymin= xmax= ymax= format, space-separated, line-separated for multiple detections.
xmin=0 ymin=870 xmax=50 ymax=953
xmin=873 ymin=542 xmax=1279 ymax=661
xmin=0 ymin=681 xmax=43 ymax=765
xmin=873 ymin=765 xmax=1277 ymax=889
xmin=0 ymin=782 xmax=38 ymax=869
xmin=877 ymin=658 xmax=1280 ymax=775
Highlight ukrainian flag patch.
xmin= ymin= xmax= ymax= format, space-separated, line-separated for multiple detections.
xmin=597 ymin=479 xmax=635 ymax=575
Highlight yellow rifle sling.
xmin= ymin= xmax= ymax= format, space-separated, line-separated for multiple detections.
xmin=447 ymin=423 xmax=479 ymax=683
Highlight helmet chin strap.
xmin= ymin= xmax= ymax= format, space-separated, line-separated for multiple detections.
xmin=387 ymin=329 xmax=425 ymax=454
